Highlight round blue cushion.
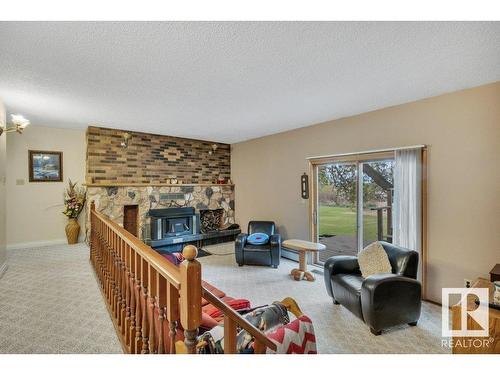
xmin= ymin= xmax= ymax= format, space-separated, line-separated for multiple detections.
xmin=247 ymin=232 xmax=270 ymax=245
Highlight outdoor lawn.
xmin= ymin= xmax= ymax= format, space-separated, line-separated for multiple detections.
xmin=318 ymin=205 xmax=382 ymax=241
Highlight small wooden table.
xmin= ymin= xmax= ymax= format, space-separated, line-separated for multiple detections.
xmin=283 ymin=239 xmax=326 ymax=282
xmin=490 ymin=264 xmax=500 ymax=282
xmin=451 ymin=278 xmax=500 ymax=354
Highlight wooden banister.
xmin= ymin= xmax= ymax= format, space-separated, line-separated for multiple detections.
xmin=91 ymin=208 xmax=181 ymax=289
xmin=179 ymin=245 xmax=202 ymax=354
xmin=201 ymin=287 xmax=278 ymax=352
xmin=90 ymin=202 xmax=191 ymax=354
xmin=90 ymin=201 xmax=277 ymax=354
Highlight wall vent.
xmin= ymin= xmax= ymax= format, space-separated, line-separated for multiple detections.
xmin=160 ymin=193 xmax=186 ymax=200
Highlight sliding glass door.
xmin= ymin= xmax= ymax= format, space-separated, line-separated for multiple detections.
xmin=317 ymin=163 xmax=358 ymax=263
xmin=362 ymin=160 xmax=394 ymax=246
xmin=312 ymin=155 xmax=394 ymax=264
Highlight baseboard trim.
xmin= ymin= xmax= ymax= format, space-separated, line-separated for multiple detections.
xmin=7 ymin=239 xmax=69 ymax=250
xmin=0 ymin=262 xmax=8 ymax=280
xmin=423 ymin=298 xmax=442 ymax=306
xmin=282 ymin=248 xmax=299 ymax=262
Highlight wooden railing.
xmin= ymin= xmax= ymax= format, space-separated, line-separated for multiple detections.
xmin=201 ymin=288 xmax=277 ymax=354
xmin=89 ymin=202 xmax=276 ymax=354
xmin=370 ymin=206 xmax=393 ymax=243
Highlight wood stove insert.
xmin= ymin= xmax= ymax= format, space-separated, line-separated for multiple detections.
xmin=147 ymin=207 xmax=240 ymax=253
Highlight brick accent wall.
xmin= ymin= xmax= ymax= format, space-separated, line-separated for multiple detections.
xmin=86 ymin=126 xmax=231 ymax=184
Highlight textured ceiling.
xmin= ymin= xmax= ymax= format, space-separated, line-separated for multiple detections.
xmin=1 ymin=22 xmax=499 ymax=143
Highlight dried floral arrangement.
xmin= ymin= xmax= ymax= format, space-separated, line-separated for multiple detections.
xmin=63 ymin=179 xmax=87 ymax=219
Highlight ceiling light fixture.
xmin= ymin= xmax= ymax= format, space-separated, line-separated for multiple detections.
xmin=0 ymin=114 xmax=30 ymax=136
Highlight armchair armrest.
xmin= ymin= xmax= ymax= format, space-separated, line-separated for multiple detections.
xmin=269 ymin=234 xmax=281 ymax=267
xmin=323 ymin=256 xmax=360 ymax=297
xmin=324 ymin=256 xmax=360 ymax=276
xmin=361 ymin=273 xmax=421 ymax=293
xmin=269 ymin=234 xmax=281 ymax=247
xmin=235 ymin=233 xmax=248 ymax=264
xmin=235 ymin=233 xmax=248 ymax=247
xmin=361 ymin=273 xmax=422 ymax=332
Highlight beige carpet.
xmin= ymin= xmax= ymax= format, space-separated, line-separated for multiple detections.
xmin=0 ymin=242 xmax=448 ymax=354
xmin=200 ymin=243 xmax=449 ymax=354
xmin=0 ymin=243 xmax=122 ymax=354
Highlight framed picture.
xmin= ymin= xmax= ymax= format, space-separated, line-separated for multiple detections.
xmin=28 ymin=150 xmax=63 ymax=182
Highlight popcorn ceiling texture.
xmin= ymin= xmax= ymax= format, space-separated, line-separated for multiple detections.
xmin=1 ymin=23 xmax=499 ymax=143
xmin=86 ymin=126 xmax=230 ymax=184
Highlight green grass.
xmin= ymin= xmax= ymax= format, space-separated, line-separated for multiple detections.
xmin=318 ymin=205 xmax=381 ymax=241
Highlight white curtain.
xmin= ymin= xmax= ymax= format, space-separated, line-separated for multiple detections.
xmin=393 ymin=148 xmax=422 ymax=278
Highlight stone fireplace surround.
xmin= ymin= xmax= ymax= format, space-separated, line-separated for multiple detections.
xmin=86 ymin=184 xmax=235 ymax=240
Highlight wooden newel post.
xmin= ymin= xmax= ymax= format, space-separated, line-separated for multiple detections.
xmin=179 ymin=245 xmax=201 ymax=354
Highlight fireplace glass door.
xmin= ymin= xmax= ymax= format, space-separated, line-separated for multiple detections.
xmin=165 ymin=217 xmax=191 ymax=237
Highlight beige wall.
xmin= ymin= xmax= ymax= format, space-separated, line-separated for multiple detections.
xmin=0 ymin=99 xmax=6 ymax=270
xmin=232 ymin=82 xmax=500 ymax=303
xmin=6 ymin=126 xmax=86 ymax=247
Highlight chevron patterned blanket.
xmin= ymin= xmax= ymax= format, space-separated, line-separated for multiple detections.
xmin=266 ymin=315 xmax=317 ymax=354
xmin=196 ymin=305 xmax=317 ymax=354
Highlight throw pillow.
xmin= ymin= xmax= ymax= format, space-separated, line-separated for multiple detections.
xmin=202 ymin=298 xmax=251 ymax=319
xmin=358 ymin=241 xmax=392 ymax=278
xmin=200 ymin=312 xmax=220 ymax=330
xmin=247 ymin=232 xmax=270 ymax=245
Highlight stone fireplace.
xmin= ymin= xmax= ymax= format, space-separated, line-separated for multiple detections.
xmin=86 ymin=184 xmax=235 ymax=241
xmin=85 ymin=126 xmax=235 ymax=245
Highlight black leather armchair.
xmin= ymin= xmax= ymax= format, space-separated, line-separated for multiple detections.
xmin=324 ymin=241 xmax=421 ymax=335
xmin=235 ymin=221 xmax=281 ymax=268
